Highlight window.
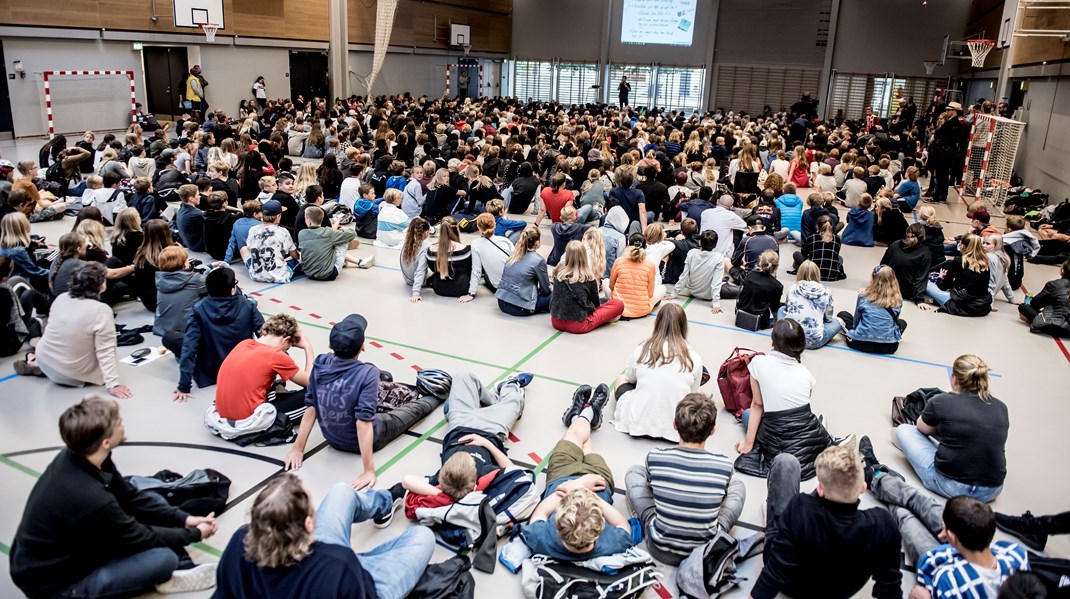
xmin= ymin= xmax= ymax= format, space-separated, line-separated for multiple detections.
xmin=557 ymin=63 xmax=599 ymax=106
xmin=655 ymin=66 xmax=705 ymax=113
xmin=714 ymin=65 xmax=821 ymax=116
xmin=513 ymin=60 xmax=554 ymax=102
xmin=609 ymin=64 xmax=653 ymax=108
xmin=828 ymin=72 xmax=948 ymax=120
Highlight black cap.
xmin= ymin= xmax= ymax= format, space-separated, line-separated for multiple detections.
xmin=330 ymin=314 xmax=368 ymax=356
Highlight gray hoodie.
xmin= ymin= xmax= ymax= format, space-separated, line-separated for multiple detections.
xmin=673 ymin=248 xmax=726 ymax=306
xmin=1003 ymin=229 xmax=1040 ymax=259
xmin=154 ymin=271 xmax=207 ymax=337
xmin=599 ymin=206 xmax=629 ymax=278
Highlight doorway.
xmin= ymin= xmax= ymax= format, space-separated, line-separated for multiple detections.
xmin=289 ymin=51 xmax=329 ymax=105
xmin=142 ymin=46 xmax=189 ymax=120
xmin=0 ymin=43 xmax=14 ymax=139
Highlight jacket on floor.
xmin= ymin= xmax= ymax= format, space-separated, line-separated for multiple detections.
xmin=734 ymin=404 xmax=831 ymax=480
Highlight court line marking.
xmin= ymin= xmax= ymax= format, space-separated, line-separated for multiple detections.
xmin=1021 ymin=284 xmax=1070 ymax=367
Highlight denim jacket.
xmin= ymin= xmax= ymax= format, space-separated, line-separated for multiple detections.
xmin=845 ymin=296 xmax=902 ymax=344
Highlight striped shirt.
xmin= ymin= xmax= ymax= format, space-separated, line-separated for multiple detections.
xmin=646 ymin=447 xmax=733 ymax=558
xmin=917 ymin=541 xmax=1029 ymax=599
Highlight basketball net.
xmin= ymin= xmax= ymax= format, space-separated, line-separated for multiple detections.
xmin=200 ymin=23 xmax=219 ymax=43
xmin=463 ymin=44 xmax=472 ymax=56
xmin=367 ymin=0 xmax=399 ymax=93
xmin=923 ymin=60 xmax=938 ymax=75
xmin=967 ymin=39 xmax=995 ymax=68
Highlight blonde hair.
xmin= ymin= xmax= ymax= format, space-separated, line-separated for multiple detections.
xmin=638 ymin=303 xmax=693 ymax=372
xmin=554 ymin=241 xmax=597 ymax=284
xmin=643 ymin=223 xmax=665 ymax=245
xmin=815 ymin=446 xmax=863 ymax=503
xmin=76 ymin=219 xmax=107 ymax=250
xmin=559 ymin=204 xmax=577 ymax=224
xmin=917 ymin=205 xmax=939 ymax=226
xmin=984 ymin=233 xmax=1009 ymax=274
xmin=0 ymin=212 xmax=32 ymax=249
xmin=863 ymin=265 xmax=903 ymax=309
xmin=475 ymin=212 xmax=496 ymax=239
xmin=960 ymin=234 xmax=989 ymax=273
xmin=582 ymin=227 xmax=606 ymax=278
xmin=952 ymin=354 xmax=993 ymax=401
xmin=434 ymin=217 xmax=462 ymax=279
xmin=757 ymin=250 xmax=779 ymax=275
xmin=555 ymin=488 xmax=605 ymax=551
xmin=383 ymin=188 xmax=402 ymax=206
xmin=439 ymin=452 xmax=477 ymax=499
xmin=508 ymin=227 xmax=541 ymax=266
xmin=796 ymin=260 xmax=820 ymax=282
xmin=293 ymin=162 xmax=318 ymax=197
xmin=244 ymin=474 xmax=314 ymax=568
xmin=109 ymin=208 xmax=143 ymax=247
xmin=401 ymin=217 xmax=431 ymax=266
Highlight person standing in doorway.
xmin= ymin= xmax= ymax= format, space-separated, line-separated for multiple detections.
xmin=619 ymin=76 xmax=631 ymax=108
xmin=184 ymin=66 xmax=206 ymax=123
xmin=458 ymin=69 xmax=470 ymax=100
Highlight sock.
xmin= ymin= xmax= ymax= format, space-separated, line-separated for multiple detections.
xmin=579 ymin=405 xmax=595 ymax=422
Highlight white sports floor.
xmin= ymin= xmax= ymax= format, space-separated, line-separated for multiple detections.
xmin=1 ymin=137 xmax=1068 ymax=598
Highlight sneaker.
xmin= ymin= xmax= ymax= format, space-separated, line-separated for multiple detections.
xmin=13 ymin=356 xmax=42 ymax=377
xmin=995 ymin=511 xmax=1048 ymax=551
xmin=497 ymin=372 xmax=534 ymax=393
xmin=357 ymin=255 xmax=375 ymax=269
xmin=587 ymin=383 xmax=610 ymax=430
xmin=833 ymin=433 xmax=857 ymax=453
xmin=373 ymin=483 xmax=406 ymax=529
xmin=155 ymin=562 xmax=217 ymax=594
xmin=922 ymin=197 xmax=946 ymax=204
xmin=562 ymin=385 xmax=593 ymax=427
xmin=859 ymin=435 xmax=880 ymax=486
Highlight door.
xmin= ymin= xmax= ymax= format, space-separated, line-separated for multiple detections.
xmin=0 ymin=43 xmax=14 ymax=138
xmin=288 ymin=51 xmax=329 ymax=106
xmin=143 ymin=46 xmax=189 ymax=120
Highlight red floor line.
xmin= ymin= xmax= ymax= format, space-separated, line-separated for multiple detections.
xmin=289 ymin=305 xmax=302 ymax=311
xmin=1056 ymin=338 xmax=1070 ymax=364
xmin=527 ymin=452 xmax=542 ymax=463
xmin=308 ymin=313 xmax=321 ymax=319
xmin=390 ymin=352 xmax=404 ymax=360
xmin=508 ymin=432 xmax=520 ymax=443
xmin=369 ymin=341 xmax=383 ymax=348
xmin=652 ymin=582 xmax=674 ymax=599
xmin=411 ymin=364 xmax=422 ymax=371
xmin=269 ymin=298 xmax=281 ymax=303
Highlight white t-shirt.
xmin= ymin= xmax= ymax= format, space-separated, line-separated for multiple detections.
xmin=770 ymin=159 xmax=791 ymax=180
xmin=645 ymin=240 xmax=676 ymax=287
xmin=339 ymin=178 xmax=363 ymax=210
xmin=747 ymin=351 xmax=815 ymax=412
xmin=253 ymin=81 xmax=266 ymax=99
xmin=245 ymin=224 xmax=297 ymax=283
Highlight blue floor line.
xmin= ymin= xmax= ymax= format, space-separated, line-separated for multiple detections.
xmin=0 ymin=374 xmax=19 ymax=384
xmin=249 ymin=275 xmax=305 ymax=295
xmin=372 ymin=264 xmax=402 ymax=272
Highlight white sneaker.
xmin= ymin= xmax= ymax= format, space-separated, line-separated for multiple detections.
xmin=155 ymin=562 xmax=217 ymax=594
xmin=357 ymin=255 xmax=375 ymax=269
xmin=833 ymin=433 xmax=857 ymax=453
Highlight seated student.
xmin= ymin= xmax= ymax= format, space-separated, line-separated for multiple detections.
xmin=600 ymin=205 xmax=629 ymax=276
xmin=918 ymin=205 xmax=947 ymax=270
xmin=402 ymin=369 xmax=533 ymax=513
xmin=814 ymin=163 xmax=837 ymax=193
xmin=293 ymin=184 xmax=324 ymax=240
xmin=172 ymin=267 xmax=263 ymax=401
xmin=132 ymin=220 xmax=175 ymax=312
xmin=214 ymin=473 xmax=433 ymax=599
xmin=400 ymin=216 xmax=432 ymax=288
xmin=881 ymin=223 xmax=931 ymax=304
xmin=130 ymin=176 xmax=162 ymax=222
xmin=285 ymin=315 xmax=443 ymax=487
xmin=699 ymin=194 xmax=747 ymax=258
xmin=1019 ymin=257 xmax=1070 ymax=337
xmin=82 ymin=173 xmax=127 ymax=225
xmin=224 ymin=200 xmax=262 ymax=263
xmin=1003 ymin=215 xmax=1041 ymax=265
xmin=535 ymin=173 xmax=577 ymax=226
xmin=724 ymin=217 xmax=779 ymax=294
xmin=255 ymin=174 xmax=277 ymax=203
xmin=779 ymin=261 xmax=842 ymax=350
xmin=465 ymin=212 xmax=514 ymax=301
xmin=735 ymin=250 xmax=784 ymax=329
xmin=487 ymin=198 xmax=526 ymax=244
xmin=522 ymin=397 xmax=637 ymax=561
xmin=610 ymin=233 xmax=659 ymax=319
xmin=203 ymin=191 xmax=241 ymax=261
xmin=842 ymin=193 xmax=875 ymax=247
xmin=0 ymin=256 xmax=45 ymax=356
xmin=873 ymin=196 xmax=908 ymax=246
xmin=922 ymin=234 xmax=992 ymax=317
xmin=548 ymin=205 xmax=589 ymax=267
xmin=176 ymin=183 xmax=207 ymax=252
xmin=750 ymin=189 xmax=790 ymax=241
xmin=663 ymin=218 xmax=700 ymax=285
xmin=243 ymin=199 xmax=301 ymax=284
xmin=339 ymin=165 xmax=364 ymax=209
xmin=862 ymin=442 xmax=1029 ymax=595
xmin=792 ymin=215 xmax=846 ymax=281
xmin=207 ymin=161 xmax=240 ymax=208
xmin=401 ymin=164 xmax=426 ymax=217
xmin=422 ymin=168 xmax=467 ymax=224
xmin=838 ymin=265 xmax=909 ymax=354
xmin=550 ymin=241 xmax=625 ymax=334
xmin=734 ymin=319 xmax=847 ymax=480
xmin=153 ymin=245 xmax=207 ymax=343
xmin=894 ymin=354 xmax=1008 ymax=502
xmin=24 ymin=262 xmax=133 ymax=398
xmin=374 ymin=188 xmax=410 ymax=248
xmin=495 ymin=227 xmax=552 ymax=316
xmin=624 ymin=394 xmax=745 ymax=565
xmin=984 ymin=233 xmax=1019 ymax=310
xmin=10 ymin=397 xmax=219 ymax=599
xmin=299 ymin=206 xmax=371 ymax=281
xmin=863 ymin=164 xmax=886 ymax=197
xmin=672 ymin=229 xmax=727 ymax=313
xmin=747 ymin=446 xmax=902 ymax=599
xmin=893 ymin=166 xmax=922 ymax=212
xmin=210 ymin=313 xmax=313 ymax=431
xmin=273 ymin=171 xmax=301 ymax=235
xmin=613 ymin=303 xmax=703 ymax=441
xmin=643 ymin=223 xmax=676 ymax=295
xmin=799 ymin=192 xmax=840 ymax=242
xmin=678 ymin=185 xmax=716 ymax=223
xmin=411 ymin=217 xmax=473 ymax=302
xmin=0 ymin=212 xmax=50 ymax=288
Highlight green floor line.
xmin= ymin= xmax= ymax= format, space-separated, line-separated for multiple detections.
xmin=192 ymin=541 xmax=224 ymax=557
xmin=532 ymin=450 xmax=555 ymax=477
xmin=0 ymin=455 xmax=41 ymax=478
xmin=0 ymin=540 xmax=9 ymax=555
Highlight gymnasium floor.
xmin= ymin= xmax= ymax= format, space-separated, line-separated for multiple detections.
xmin=1 ymin=137 xmax=1067 ymax=598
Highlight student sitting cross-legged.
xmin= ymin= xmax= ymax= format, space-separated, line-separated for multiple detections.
xmin=214 ymin=473 xmax=434 ymax=599
xmin=625 ymin=393 xmax=745 ymax=566
xmin=284 ymin=315 xmax=443 ymax=490
xmin=298 ymin=205 xmax=373 ymax=281
xmin=550 ymin=241 xmax=625 ymax=334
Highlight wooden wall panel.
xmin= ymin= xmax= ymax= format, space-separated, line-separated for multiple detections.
xmin=1010 ymin=9 xmax=1070 ymax=66
xmin=348 ymin=0 xmax=511 ymax=53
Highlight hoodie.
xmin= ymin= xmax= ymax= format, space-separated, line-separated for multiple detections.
xmin=177 ymin=293 xmax=265 ymax=393
xmin=1003 ymin=229 xmax=1041 ymax=259
xmin=306 ymin=354 xmax=381 ymax=452
xmin=775 ymin=194 xmax=804 ymax=234
xmin=800 ymin=205 xmax=840 ymax=241
xmin=548 ymin=222 xmax=589 ymax=267
xmin=782 ymin=281 xmax=836 ymax=348
xmin=842 ymin=207 xmax=875 ymax=247
xmin=600 ymin=206 xmax=629 ymax=278
xmin=154 ymin=271 xmax=207 ymax=337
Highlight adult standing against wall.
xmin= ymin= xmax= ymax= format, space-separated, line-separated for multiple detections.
xmin=619 ymin=76 xmax=631 ymax=108
xmin=924 ymin=102 xmax=967 ymax=205
xmin=184 ymin=66 xmax=208 ymax=123
xmin=252 ymin=76 xmax=267 ymax=110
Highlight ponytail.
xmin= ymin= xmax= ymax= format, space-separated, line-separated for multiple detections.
xmin=952 ymin=354 xmax=992 ymax=401
xmin=435 ymin=217 xmax=461 ymax=279
xmin=508 ymin=227 xmax=540 ymax=265
xmin=626 ymin=232 xmax=646 ymax=263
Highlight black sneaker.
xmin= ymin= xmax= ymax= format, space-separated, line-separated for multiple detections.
xmin=859 ymin=436 xmax=880 ymax=486
xmin=995 ymin=511 xmax=1048 ymax=552
xmin=562 ymin=385 xmax=593 ymax=427
xmin=587 ymin=384 xmax=610 ymax=430
xmin=373 ymin=483 xmax=405 ymax=529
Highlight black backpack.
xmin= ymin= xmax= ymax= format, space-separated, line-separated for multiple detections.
xmin=127 ymin=469 xmax=231 ymax=517
xmin=1026 ymin=553 xmax=1070 ymax=597
xmin=45 ymin=161 xmax=67 ymax=186
xmin=409 ymin=556 xmax=476 ymax=599
xmin=521 ymin=555 xmax=659 ymax=599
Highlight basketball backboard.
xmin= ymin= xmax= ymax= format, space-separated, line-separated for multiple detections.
xmin=450 ymin=24 xmax=471 ymax=47
xmin=173 ymin=0 xmax=225 ymax=29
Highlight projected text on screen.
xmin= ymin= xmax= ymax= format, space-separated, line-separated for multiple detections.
xmin=621 ymin=0 xmax=697 ymax=46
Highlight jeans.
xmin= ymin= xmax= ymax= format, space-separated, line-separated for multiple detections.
xmin=313 ymin=483 xmax=435 ymax=599
xmin=776 ymin=306 xmax=842 ymax=349
xmin=505 ymin=229 xmax=522 ymax=244
xmin=497 ymin=293 xmax=551 ymax=316
xmin=551 ymin=300 xmax=625 ymax=334
xmin=624 ymin=465 xmax=747 ymax=566
xmin=445 ymin=371 xmax=524 ymax=439
xmin=895 ymin=425 xmax=1003 ymax=502
xmin=765 ymin=453 xmax=801 ymax=557
xmin=58 ymin=547 xmax=178 ymax=599
xmin=576 ymin=204 xmax=601 ymax=225
xmin=869 ymin=472 xmax=945 ymax=564
xmin=925 ymin=281 xmax=951 ymax=306
xmin=371 ymin=395 xmax=441 ymax=452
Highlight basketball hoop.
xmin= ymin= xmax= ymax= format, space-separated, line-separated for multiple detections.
xmin=923 ymin=60 xmax=939 ymax=75
xmin=200 ymin=23 xmax=220 ymax=43
xmin=462 ymin=44 xmax=472 ymax=56
xmin=966 ymin=39 xmax=995 ymax=68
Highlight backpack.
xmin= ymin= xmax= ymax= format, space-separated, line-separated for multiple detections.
xmin=45 ymin=161 xmax=67 ymax=186
xmin=716 ymin=348 xmax=763 ymax=419
xmin=520 ymin=555 xmax=660 ymax=599
xmin=454 ymin=214 xmax=479 ymax=233
xmin=676 ymin=530 xmax=764 ymax=599
xmin=323 ymin=201 xmax=354 ymax=225
xmin=126 ymin=469 xmax=232 ymax=517
xmin=1025 ymin=553 xmax=1070 ymax=597
xmin=891 ymin=387 xmax=944 ymax=428
xmin=409 ymin=555 xmax=476 ymax=599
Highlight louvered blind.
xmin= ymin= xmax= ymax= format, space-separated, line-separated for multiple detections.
xmin=714 ymin=65 xmax=821 ymax=116
xmin=514 ymin=60 xmax=554 ymax=102
xmin=655 ymin=66 xmax=705 ymax=113
xmin=609 ymin=64 xmax=653 ymax=109
xmin=557 ymin=63 xmax=599 ymax=106
xmin=828 ymin=73 xmax=949 ymax=120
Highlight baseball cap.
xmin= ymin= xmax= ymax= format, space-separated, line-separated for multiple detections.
xmin=261 ymin=199 xmax=283 ymax=217
xmin=0 ymin=160 xmax=14 ymax=173
xmin=160 ymin=148 xmax=178 ymax=160
xmin=968 ymin=209 xmax=991 ymax=224
xmin=330 ymin=314 xmax=368 ymax=356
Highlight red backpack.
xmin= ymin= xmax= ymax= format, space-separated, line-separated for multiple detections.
xmin=717 ymin=347 xmax=763 ymax=419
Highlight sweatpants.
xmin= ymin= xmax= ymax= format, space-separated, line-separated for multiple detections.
xmin=551 ymin=300 xmax=625 ymax=334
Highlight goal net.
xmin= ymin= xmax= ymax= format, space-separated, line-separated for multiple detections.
xmin=42 ymin=70 xmax=137 ymax=138
xmin=961 ymin=114 xmax=1025 ymax=216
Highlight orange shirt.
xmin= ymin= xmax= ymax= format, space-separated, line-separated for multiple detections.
xmin=540 ymin=187 xmax=574 ymax=223
xmin=215 ymin=339 xmax=299 ymax=420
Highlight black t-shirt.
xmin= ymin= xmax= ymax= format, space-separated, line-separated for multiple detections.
xmin=272 ymin=191 xmax=301 ymax=233
xmin=432 ymin=427 xmax=504 ymax=485
xmin=920 ymin=392 xmax=1009 ymax=487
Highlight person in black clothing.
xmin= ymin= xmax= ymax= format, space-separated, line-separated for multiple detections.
xmin=925 ymin=103 xmax=969 ymax=204
xmin=317 ymin=153 xmax=344 ymax=200
xmin=203 ymin=192 xmax=241 ymax=261
xmin=618 ymin=76 xmax=631 ymax=107
xmin=749 ymin=446 xmax=902 ymax=599
xmin=207 ymin=162 xmax=240 ymax=208
xmin=735 ymin=249 xmax=784 ymax=329
xmin=10 ymin=396 xmax=219 ymax=599
xmin=637 ymin=165 xmax=671 ymax=222
xmin=663 ymin=218 xmax=700 ymax=285
xmin=880 ymin=223 xmax=931 ymax=303
xmin=273 ymin=171 xmax=301 ymax=236
xmin=506 ymin=162 xmax=540 ymax=215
